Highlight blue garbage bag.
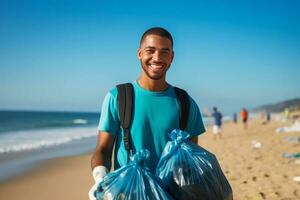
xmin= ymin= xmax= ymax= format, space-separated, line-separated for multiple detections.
xmin=156 ymin=129 xmax=233 ymax=200
xmin=95 ymin=149 xmax=174 ymax=200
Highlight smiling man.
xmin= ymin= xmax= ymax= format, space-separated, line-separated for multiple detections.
xmin=88 ymin=27 xmax=206 ymax=200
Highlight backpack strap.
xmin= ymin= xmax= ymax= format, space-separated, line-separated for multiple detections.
xmin=174 ymin=87 xmax=190 ymax=130
xmin=116 ymin=83 xmax=134 ymax=163
xmin=116 ymin=83 xmax=190 ymax=162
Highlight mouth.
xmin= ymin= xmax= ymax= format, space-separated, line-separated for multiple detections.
xmin=149 ymin=64 xmax=165 ymax=72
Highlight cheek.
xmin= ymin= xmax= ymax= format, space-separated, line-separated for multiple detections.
xmin=141 ymin=55 xmax=151 ymax=62
xmin=165 ymin=56 xmax=173 ymax=63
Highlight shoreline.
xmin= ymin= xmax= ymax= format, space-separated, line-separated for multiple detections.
xmin=0 ymin=129 xmax=97 ymax=182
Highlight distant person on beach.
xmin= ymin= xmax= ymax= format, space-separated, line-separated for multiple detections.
xmin=88 ymin=27 xmax=206 ymax=200
xmin=260 ymin=111 xmax=265 ymax=124
xmin=266 ymin=112 xmax=271 ymax=122
xmin=261 ymin=111 xmax=271 ymax=125
xmin=211 ymin=107 xmax=223 ymax=139
xmin=284 ymin=108 xmax=290 ymax=122
xmin=240 ymin=108 xmax=248 ymax=129
xmin=233 ymin=112 xmax=237 ymax=124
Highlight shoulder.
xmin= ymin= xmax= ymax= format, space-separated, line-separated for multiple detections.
xmin=108 ymin=86 xmax=118 ymax=97
xmin=103 ymin=85 xmax=119 ymax=100
xmin=105 ymin=82 xmax=137 ymax=100
xmin=101 ymin=87 xmax=118 ymax=106
xmin=186 ymin=93 xmax=198 ymax=109
xmin=174 ymin=87 xmax=201 ymax=112
xmin=188 ymin=95 xmax=197 ymax=105
xmin=172 ymin=86 xmax=196 ymax=103
xmin=112 ymin=82 xmax=136 ymax=96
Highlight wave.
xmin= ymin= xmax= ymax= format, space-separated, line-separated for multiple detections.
xmin=36 ymin=118 xmax=90 ymax=128
xmin=72 ymin=119 xmax=88 ymax=124
xmin=0 ymin=118 xmax=93 ymax=134
xmin=0 ymin=127 xmax=98 ymax=154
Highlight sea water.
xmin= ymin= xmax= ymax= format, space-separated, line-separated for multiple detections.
xmin=0 ymin=110 xmax=100 ymax=182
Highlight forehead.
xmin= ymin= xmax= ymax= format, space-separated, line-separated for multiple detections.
xmin=141 ymin=34 xmax=172 ymax=49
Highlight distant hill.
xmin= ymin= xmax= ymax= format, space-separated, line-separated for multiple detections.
xmin=252 ymin=98 xmax=300 ymax=113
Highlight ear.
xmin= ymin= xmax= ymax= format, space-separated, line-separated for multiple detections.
xmin=137 ymin=48 xmax=142 ymax=60
xmin=170 ymin=50 xmax=174 ymax=62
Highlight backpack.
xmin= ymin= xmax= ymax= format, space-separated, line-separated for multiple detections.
xmin=116 ymin=83 xmax=190 ymax=162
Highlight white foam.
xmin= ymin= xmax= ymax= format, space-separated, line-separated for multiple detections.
xmin=73 ymin=119 xmax=88 ymax=124
xmin=0 ymin=127 xmax=98 ymax=154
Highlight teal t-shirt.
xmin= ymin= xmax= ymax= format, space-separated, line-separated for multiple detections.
xmin=98 ymin=81 xmax=205 ymax=172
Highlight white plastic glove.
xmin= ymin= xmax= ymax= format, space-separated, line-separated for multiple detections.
xmin=88 ymin=166 xmax=108 ymax=200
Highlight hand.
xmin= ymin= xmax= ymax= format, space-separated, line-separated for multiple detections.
xmin=88 ymin=183 xmax=99 ymax=200
xmin=88 ymin=166 xmax=108 ymax=200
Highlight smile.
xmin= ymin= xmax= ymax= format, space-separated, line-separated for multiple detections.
xmin=149 ymin=64 xmax=164 ymax=70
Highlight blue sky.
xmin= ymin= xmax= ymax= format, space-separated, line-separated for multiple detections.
xmin=0 ymin=0 xmax=299 ymax=114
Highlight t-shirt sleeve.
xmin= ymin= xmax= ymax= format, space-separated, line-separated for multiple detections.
xmin=98 ymin=90 xmax=120 ymax=136
xmin=185 ymin=97 xmax=206 ymax=137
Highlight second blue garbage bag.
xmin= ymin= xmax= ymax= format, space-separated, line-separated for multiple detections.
xmin=156 ymin=129 xmax=233 ymax=200
xmin=94 ymin=149 xmax=174 ymax=200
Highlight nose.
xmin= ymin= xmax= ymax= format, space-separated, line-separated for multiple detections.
xmin=152 ymin=51 xmax=163 ymax=62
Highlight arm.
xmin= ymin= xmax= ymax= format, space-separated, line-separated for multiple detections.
xmin=203 ymin=108 xmax=211 ymax=117
xmin=91 ymin=130 xmax=116 ymax=171
xmin=189 ymin=135 xmax=199 ymax=145
xmin=89 ymin=131 xmax=116 ymax=200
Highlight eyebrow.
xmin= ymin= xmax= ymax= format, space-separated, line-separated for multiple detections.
xmin=144 ymin=46 xmax=171 ymax=52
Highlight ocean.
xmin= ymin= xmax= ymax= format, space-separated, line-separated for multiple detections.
xmin=0 ymin=110 xmax=100 ymax=182
xmin=0 ymin=110 xmax=220 ymax=182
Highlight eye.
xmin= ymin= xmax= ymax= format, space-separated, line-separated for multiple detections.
xmin=161 ymin=51 xmax=170 ymax=55
xmin=146 ymin=49 xmax=154 ymax=53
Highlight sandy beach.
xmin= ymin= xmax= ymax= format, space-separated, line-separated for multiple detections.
xmin=0 ymin=118 xmax=299 ymax=200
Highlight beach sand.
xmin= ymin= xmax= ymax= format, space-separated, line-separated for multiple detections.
xmin=0 ymin=119 xmax=299 ymax=200
xmin=199 ymin=119 xmax=300 ymax=200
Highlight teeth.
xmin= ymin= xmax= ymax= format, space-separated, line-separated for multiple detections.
xmin=150 ymin=64 xmax=163 ymax=69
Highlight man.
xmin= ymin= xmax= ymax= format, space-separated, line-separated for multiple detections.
xmin=211 ymin=107 xmax=223 ymax=139
xmin=284 ymin=108 xmax=290 ymax=122
xmin=88 ymin=27 xmax=206 ymax=200
xmin=240 ymin=108 xmax=248 ymax=129
xmin=232 ymin=112 xmax=237 ymax=124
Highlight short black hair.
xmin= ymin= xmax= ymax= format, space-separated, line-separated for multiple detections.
xmin=140 ymin=27 xmax=173 ymax=48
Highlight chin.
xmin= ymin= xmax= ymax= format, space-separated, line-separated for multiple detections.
xmin=148 ymin=72 xmax=166 ymax=80
xmin=150 ymin=76 xmax=164 ymax=81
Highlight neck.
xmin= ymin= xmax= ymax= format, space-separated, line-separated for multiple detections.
xmin=138 ymin=75 xmax=169 ymax=92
